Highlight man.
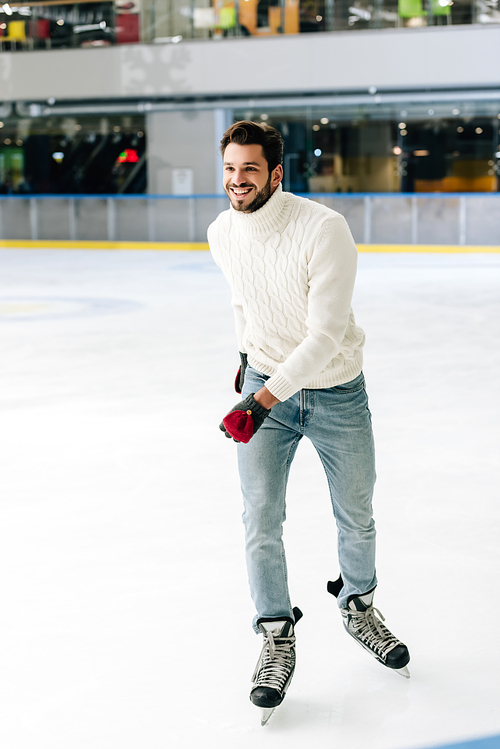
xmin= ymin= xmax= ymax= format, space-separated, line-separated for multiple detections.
xmin=208 ymin=121 xmax=410 ymax=724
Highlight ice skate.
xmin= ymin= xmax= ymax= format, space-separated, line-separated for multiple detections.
xmin=328 ymin=580 xmax=410 ymax=678
xmin=250 ymin=607 xmax=302 ymax=725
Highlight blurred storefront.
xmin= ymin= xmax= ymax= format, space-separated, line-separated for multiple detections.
xmin=234 ymin=99 xmax=500 ymax=193
xmin=0 ymin=0 xmax=499 ymax=50
xmin=1 ymin=96 xmax=498 ymax=195
xmin=0 ymin=114 xmax=146 ymax=194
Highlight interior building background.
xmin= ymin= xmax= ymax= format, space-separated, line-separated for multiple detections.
xmin=0 ymin=0 xmax=499 ymax=243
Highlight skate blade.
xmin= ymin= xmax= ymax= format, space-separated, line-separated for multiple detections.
xmin=261 ymin=707 xmax=275 ymax=726
xmin=395 ymin=665 xmax=410 ymax=679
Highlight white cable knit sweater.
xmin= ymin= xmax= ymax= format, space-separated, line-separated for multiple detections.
xmin=208 ymin=184 xmax=365 ymax=402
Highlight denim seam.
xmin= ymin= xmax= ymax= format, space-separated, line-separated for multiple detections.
xmin=314 ymin=448 xmax=339 ymax=524
xmin=306 ymin=389 xmax=315 ymax=426
xmin=299 ymin=389 xmax=315 ymax=430
xmin=363 ymin=384 xmax=373 ymax=422
xmin=313 ymin=447 xmax=344 ymax=606
xmin=313 ymin=442 xmax=377 ymax=608
xmin=281 ymin=433 xmax=302 ymax=618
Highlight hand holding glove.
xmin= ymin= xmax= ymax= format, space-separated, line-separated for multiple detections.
xmin=220 ymin=393 xmax=271 ymax=444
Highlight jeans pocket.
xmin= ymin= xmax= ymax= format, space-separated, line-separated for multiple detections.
xmin=331 ymin=372 xmax=365 ymax=394
xmin=243 ymin=366 xmax=269 ymax=396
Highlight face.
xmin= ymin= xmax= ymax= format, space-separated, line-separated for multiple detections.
xmin=223 ymin=142 xmax=283 ymax=213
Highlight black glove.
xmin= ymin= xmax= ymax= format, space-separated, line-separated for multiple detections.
xmin=220 ymin=393 xmax=271 ymax=444
xmin=234 ymin=352 xmax=248 ymax=394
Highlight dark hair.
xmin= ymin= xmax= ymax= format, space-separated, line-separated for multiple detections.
xmin=220 ymin=121 xmax=284 ymax=172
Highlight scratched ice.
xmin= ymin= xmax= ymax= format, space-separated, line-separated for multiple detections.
xmin=0 ymin=248 xmax=499 ymax=749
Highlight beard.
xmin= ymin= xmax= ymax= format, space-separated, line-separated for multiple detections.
xmin=226 ymin=173 xmax=273 ymax=213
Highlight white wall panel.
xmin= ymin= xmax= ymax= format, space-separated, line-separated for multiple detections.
xmin=147 ymin=109 xmax=219 ymax=194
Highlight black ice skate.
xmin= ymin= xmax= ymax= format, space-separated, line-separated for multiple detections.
xmin=250 ymin=607 xmax=302 ymax=726
xmin=328 ymin=579 xmax=410 ymax=678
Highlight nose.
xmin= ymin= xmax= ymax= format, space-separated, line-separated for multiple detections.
xmin=232 ymin=169 xmax=249 ymax=185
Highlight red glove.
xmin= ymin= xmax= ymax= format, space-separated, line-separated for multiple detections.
xmin=220 ymin=394 xmax=271 ymax=444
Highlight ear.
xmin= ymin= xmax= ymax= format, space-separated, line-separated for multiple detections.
xmin=271 ymin=164 xmax=283 ymax=188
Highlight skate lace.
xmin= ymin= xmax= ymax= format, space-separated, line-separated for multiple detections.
xmin=348 ymin=605 xmax=401 ymax=659
xmin=252 ymin=630 xmax=296 ymax=692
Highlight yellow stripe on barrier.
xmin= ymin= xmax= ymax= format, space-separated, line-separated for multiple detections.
xmin=357 ymin=244 xmax=500 ymax=253
xmin=0 ymin=239 xmax=209 ymax=251
xmin=0 ymin=239 xmax=499 ymax=253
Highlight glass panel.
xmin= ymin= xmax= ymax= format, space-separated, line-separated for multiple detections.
xmin=194 ymin=196 xmax=228 ymax=241
xmin=0 ymin=198 xmax=31 ymax=239
xmin=150 ymin=197 xmax=192 ymax=241
xmin=465 ymin=196 xmax=500 ymax=245
xmin=74 ymin=198 xmax=108 ymax=239
xmin=234 ymin=107 xmax=500 ymax=195
xmin=1 ymin=194 xmax=499 ymax=244
xmin=0 ymin=116 xmax=146 ymax=195
xmin=38 ymin=198 xmax=71 ymax=239
xmin=0 ymin=105 xmax=498 ymax=199
xmin=115 ymin=199 xmax=149 ymax=240
xmin=371 ymin=196 xmax=412 ymax=243
xmin=417 ymin=197 xmax=461 ymax=244
xmin=309 ymin=196 xmax=366 ymax=242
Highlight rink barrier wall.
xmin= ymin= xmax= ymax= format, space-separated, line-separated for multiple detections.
xmin=0 ymin=193 xmax=499 ymax=247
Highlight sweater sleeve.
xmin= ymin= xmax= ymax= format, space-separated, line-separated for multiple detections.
xmin=232 ymin=299 xmax=247 ymax=354
xmin=208 ymin=217 xmax=248 ymax=353
xmin=207 ymin=220 xmax=220 ymax=267
xmin=265 ymin=215 xmax=358 ymax=401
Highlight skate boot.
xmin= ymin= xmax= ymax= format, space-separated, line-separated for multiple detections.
xmin=328 ymin=580 xmax=410 ymax=678
xmin=250 ymin=607 xmax=302 ymax=726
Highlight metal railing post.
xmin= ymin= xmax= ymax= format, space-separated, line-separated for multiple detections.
xmin=459 ymin=196 xmax=467 ymax=245
xmin=107 ymin=197 xmax=116 ymax=241
xmin=147 ymin=198 xmax=155 ymax=242
xmin=68 ymin=198 xmax=77 ymax=241
xmin=411 ymin=196 xmax=418 ymax=245
xmin=188 ymin=197 xmax=196 ymax=242
xmin=363 ymin=196 xmax=372 ymax=244
xmin=29 ymin=198 xmax=39 ymax=240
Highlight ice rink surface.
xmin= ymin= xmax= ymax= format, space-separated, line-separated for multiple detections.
xmin=1 ymin=247 xmax=499 ymax=749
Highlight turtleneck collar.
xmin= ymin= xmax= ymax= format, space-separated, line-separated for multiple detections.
xmin=230 ymin=183 xmax=291 ymax=236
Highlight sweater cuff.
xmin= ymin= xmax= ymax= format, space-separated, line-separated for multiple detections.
xmin=265 ymin=372 xmax=297 ymax=402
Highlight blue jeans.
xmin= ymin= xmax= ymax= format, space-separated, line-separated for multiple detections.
xmin=238 ymin=366 xmax=377 ymax=633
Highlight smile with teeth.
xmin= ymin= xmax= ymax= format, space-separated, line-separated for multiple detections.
xmin=231 ymin=187 xmax=253 ymax=198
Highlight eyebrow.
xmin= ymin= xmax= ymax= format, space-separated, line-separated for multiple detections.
xmin=223 ymin=161 xmax=262 ymax=166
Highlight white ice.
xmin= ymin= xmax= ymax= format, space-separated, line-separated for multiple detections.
xmin=0 ymin=248 xmax=499 ymax=749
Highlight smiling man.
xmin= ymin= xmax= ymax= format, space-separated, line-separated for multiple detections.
xmin=207 ymin=121 xmax=410 ymax=725
xmin=223 ymin=139 xmax=280 ymax=215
